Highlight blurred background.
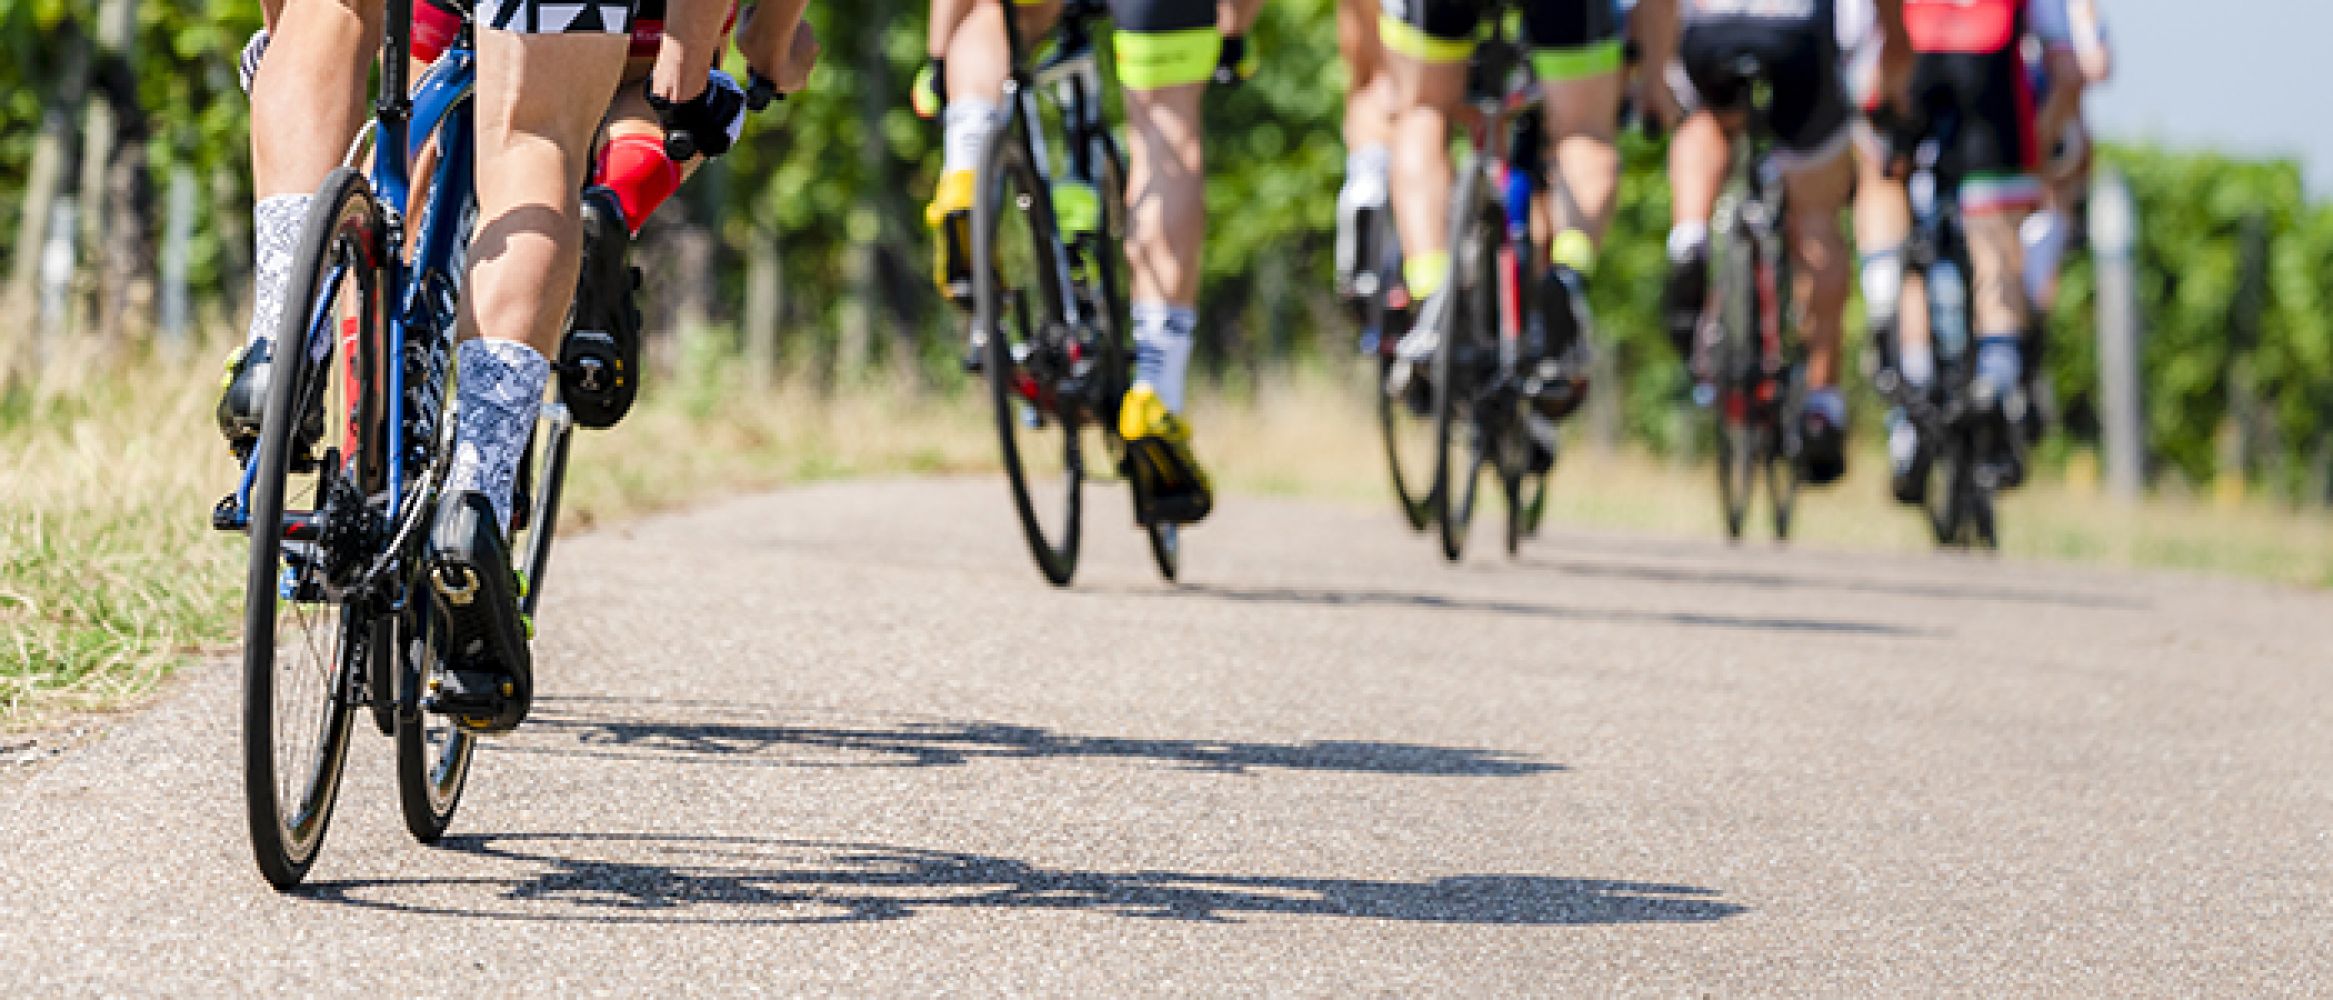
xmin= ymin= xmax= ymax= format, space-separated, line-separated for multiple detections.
xmin=2 ymin=0 xmax=2329 ymax=710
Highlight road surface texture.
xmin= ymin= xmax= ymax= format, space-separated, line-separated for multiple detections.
xmin=4 ymin=478 xmax=2328 ymax=995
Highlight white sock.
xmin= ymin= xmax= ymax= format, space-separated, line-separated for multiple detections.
xmin=941 ymin=99 xmax=1001 ymax=177
xmin=2021 ymin=209 xmax=2068 ymax=311
xmin=445 ymin=339 xmax=551 ymax=532
xmin=1341 ymin=145 xmax=1390 ymax=207
xmin=248 ymin=194 xmax=310 ymax=349
xmin=1667 ymin=222 xmax=1710 ymax=262
xmin=1131 ymin=303 xmax=1198 ymax=413
xmin=1900 ymin=342 xmax=1936 ymax=389
xmin=1860 ymin=246 xmax=1904 ymax=328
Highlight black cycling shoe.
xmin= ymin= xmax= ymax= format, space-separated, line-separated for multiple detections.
xmin=217 ymin=340 xmax=274 ymax=458
xmin=1526 ymin=265 xmax=1593 ymax=421
xmin=1799 ymin=407 xmax=1848 ymax=486
xmin=1662 ymin=247 xmax=1710 ymax=369
xmin=561 ymin=187 xmax=643 ymax=430
xmin=420 ymin=490 xmax=533 ymax=734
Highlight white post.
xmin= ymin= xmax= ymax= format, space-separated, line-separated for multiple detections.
xmin=2090 ymin=166 xmax=2144 ymax=501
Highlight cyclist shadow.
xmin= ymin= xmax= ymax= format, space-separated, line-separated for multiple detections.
xmin=511 ymin=698 xmax=1564 ymax=778
xmin=1119 ymin=583 xmax=1937 ymax=638
xmin=1511 ymin=554 xmax=2143 ymax=611
xmin=298 ymin=833 xmax=1746 ymax=928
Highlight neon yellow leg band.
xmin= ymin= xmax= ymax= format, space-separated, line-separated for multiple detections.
xmin=1551 ymin=228 xmax=1597 ymax=275
xmin=1532 ymin=39 xmax=1624 ymax=83
xmin=1115 ymin=28 xmax=1221 ymax=91
xmin=1379 ymin=15 xmax=1473 ymax=64
xmin=1405 ymin=250 xmax=1452 ymax=301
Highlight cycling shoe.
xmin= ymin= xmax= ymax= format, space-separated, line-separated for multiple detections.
xmin=1119 ymin=385 xmax=1213 ymax=526
xmin=217 ymin=340 xmax=274 ymax=457
xmin=1799 ymin=406 xmax=1848 ymax=487
xmin=421 ymin=490 xmax=534 ymax=734
xmin=562 ymin=186 xmax=643 ymax=430
xmin=1527 ymin=265 xmax=1593 ymax=421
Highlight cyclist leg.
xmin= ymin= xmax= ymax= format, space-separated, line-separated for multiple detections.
xmin=1658 ymin=21 xmax=1741 ymax=390
xmin=1113 ymin=0 xmax=1223 ymax=518
xmin=1758 ymin=15 xmax=1858 ymax=485
xmin=424 ymin=11 xmax=634 ymax=732
xmin=1334 ymin=0 xmax=1396 ymax=298
xmin=1377 ymin=0 xmax=1473 ymax=341
xmin=928 ymin=0 xmax=1063 ymax=306
xmin=220 ymin=0 xmax=383 ymax=449
xmin=1523 ymin=0 xmax=1622 ymax=399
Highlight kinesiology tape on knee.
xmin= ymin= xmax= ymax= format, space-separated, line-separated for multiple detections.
xmin=595 ymin=134 xmax=683 ymax=235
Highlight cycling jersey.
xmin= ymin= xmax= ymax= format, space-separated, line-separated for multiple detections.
xmin=1672 ymin=0 xmax=1852 ymax=166
xmin=1379 ymin=0 xmax=1625 ymax=82
xmin=417 ymin=0 xmax=734 ymax=63
xmin=1900 ymin=0 xmax=2070 ymax=213
xmin=480 ymin=0 xmax=635 ymax=35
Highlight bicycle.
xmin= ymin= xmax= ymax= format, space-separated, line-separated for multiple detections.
xmin=1341 ymin=173 xmax=1435 ymax=533
xmin=973 ymin=0 xmax=1179 ymax=585
xmin=1872 ymin=108 xmax=2010 ymax=550
xmin=1416 ymin=11 xmax=1564 ymax=563
xmin=1700 ymin=56 xmax=1802 ymax=542
xmin=213 ymin=0 xmax=634 ymax=887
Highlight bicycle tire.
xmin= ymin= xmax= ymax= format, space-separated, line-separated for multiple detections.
xmin=1370 ymin=205 xmax=1435 ymax=532
xmin=396 ymin=609 xmax=477 ymax=843
xmin=242 ymin=167 xmax=381 ymax=890
xmin=1714 ymin=222 xmax=1760 ymax=541
xmin=976 ymin=125 xmax=1082 ymax=586
xmin=1432 ymin=167 xmax=1495 ymax=563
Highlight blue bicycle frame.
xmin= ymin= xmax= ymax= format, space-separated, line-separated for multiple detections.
xmin=221 ymin=0 xmax=475 ymax=546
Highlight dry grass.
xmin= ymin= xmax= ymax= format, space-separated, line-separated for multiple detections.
xmin=1203 ymin=366 xmax=2333 ymax=588
xmin=7 ymin=346 xmax=2331 ymax=724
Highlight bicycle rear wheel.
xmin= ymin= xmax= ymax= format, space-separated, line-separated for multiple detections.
xmin=1432 ymin=174 xmax=1498 ymax=563
xmin=242 ymin=168 xmax=383 ymax=889
xmin=1713 ymin=225 xmax=1760 ymax=541
xmin=977 ymin=126 xmax=1083 ymax=585
xmin=1371 ymin=206 xmax=1435 ymax=532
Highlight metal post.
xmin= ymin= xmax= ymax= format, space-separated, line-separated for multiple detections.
xmin=158 ymin=167 xmax=196 ymax=350
xmin=2090 ymin=166 xmax=2144 ymax=501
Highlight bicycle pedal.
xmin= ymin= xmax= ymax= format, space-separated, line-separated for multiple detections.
xmin=433 ymin=564 xmax=480 ymax=606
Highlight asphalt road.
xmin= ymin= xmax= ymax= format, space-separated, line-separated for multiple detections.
xmin=4 ymin=478 xmax=2328 ymax=995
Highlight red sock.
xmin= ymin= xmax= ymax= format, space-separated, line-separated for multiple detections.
xmin=594 ymin=134 xmax=682 ymax=235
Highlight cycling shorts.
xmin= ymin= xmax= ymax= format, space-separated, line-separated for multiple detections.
xmin=420 ymin=0 xmax=733 ymax=63
xmin=1103 ymin=0 xmax=1222 ymax=90
xmin=1377 ymin=0 xmax=1624 ymax=83
xmin=1910 ymin=48 xmax=2040 ymax=213
xmin=1672 ymin=0 xmax=1851 ymax=169
xmin=478 ymin=0 xmax=635 ymax=35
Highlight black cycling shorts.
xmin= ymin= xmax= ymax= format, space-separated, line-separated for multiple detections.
xmin=480 ymin=0 xmax=636 ymax=35
xmin=1378 ymin=0 xmax=1623 ymax=81
xmin=1673 ymin=6 xmax=1851 ymax=168
xmin=1909 ymin=47 xmax=2041 ymax=211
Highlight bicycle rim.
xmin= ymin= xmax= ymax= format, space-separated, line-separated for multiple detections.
xmin=397 ymin=609 xmax=477 ymax=843
xmin=1433 ymin=181 xmax=1496 ymax=563
xmin=977 ymin=127 xmax=1082 ymax=585
xmin=1713 ymin=221 xmax=1760 ymax=541
xmin=242 ymin=169 xmax=380 ymax=890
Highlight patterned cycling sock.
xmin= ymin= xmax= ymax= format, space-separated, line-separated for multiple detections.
xmin=247 ymin=194 xmax=310 ymax=349
xmin=941 ymin=99 xmax=1001 ymax=179
xmin=445 ymin=338 xmax=551 ymax=533
xmin=1131 ymin=303 xmax=1198 ymax=414
xmin=594 ymin=133 xmax=681 ymax=235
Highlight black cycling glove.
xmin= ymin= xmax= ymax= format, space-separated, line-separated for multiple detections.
xmin=645 ymin=72 xmax=749 ymax=161
xmin=1213 ymin=35 xmax=1257 ymax=89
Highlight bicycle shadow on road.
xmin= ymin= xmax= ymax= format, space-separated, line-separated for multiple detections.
xmin=1510 ymin=554 xmax=2143 ymax=611
xmin=297 ymin=833 xmax=1744 ymax=927
xmin=1117 ymin=583 xmax=1939 ymax=638
xmin=508 ymin=698 xmax=1563 ymax=777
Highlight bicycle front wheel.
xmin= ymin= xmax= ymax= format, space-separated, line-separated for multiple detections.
xmin=976 ymin=126 xmax=1083 ymax=585
xmin=242 ymin=168 xmax=383 ymax=889
xmin=1432 ymin=173 xmax=1499 ymax=563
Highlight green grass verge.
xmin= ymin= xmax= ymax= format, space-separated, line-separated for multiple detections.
xmin=8 ymin=350 xmax=2333 ymax=725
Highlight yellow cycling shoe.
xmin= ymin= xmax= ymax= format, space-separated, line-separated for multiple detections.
xmin=1118 ymin=384 xmax=1213 ymax=526
xmin=927 ymin=169 xmax=976 ymax=306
